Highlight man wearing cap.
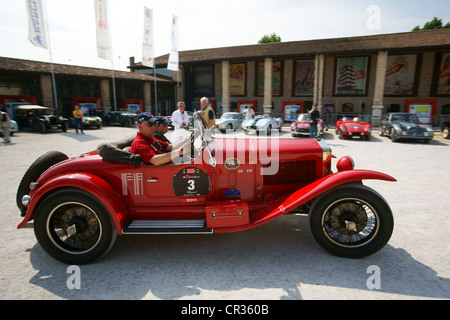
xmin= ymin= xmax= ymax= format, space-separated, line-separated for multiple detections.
xmin=153 ymin=116 xmax=171 ymax=144
xmin=130 ymin=112 xmax=187 ymax=166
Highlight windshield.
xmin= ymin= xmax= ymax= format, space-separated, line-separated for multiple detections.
xmin=221 ymin=113 xmax=239 ymax=120
xmin=298 ymin=114 xmax=311 ymax=121
xmin=391 ymin=114 xmax=419 ymax=122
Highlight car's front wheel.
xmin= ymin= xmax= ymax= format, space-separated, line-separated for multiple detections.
xmin=309 ymin=184 xmax=394 ymax=258
xmin=34 ymin=188 xmax=117 ymax=264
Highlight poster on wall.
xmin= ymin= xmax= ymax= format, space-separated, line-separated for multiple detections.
xmin=284 ymin=104 xmax=301 ymax=121
xmin=409 ymin=104 xmax=432 ymax=124
xmin=230 ymin=63 xmax=246 ymax=96
xmin=436 ymin=52 xmax=450 ymax=96
xmin=256 ymin=61 xmax=282 ymax=96
xmin=335 ymin=56 xmax=368 ymax=95
xmin=385 ymin=54 xmax=418 ymax=95
xmin=294 ymin=60 xmax=315 ymax=96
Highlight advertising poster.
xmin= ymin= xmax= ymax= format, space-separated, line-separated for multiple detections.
xmin=230 ymin=63 xmax=246 ymax=96
xmin=409 ymin=104 xmax=432 ymax=124
xmin=284 ymin=104 xmax=301 ymax=121
xmin=335 ymin=57 xmax=368 ymax=95
xmin=294 ymin=60 xmax=315 ymax=96
xmin=256 ymin=61 xmax=282 ymax=96
xmin=437 ymin=52 xmax=450 ymax=95
xmin=385 ymin=54 xmax=417 ymax=95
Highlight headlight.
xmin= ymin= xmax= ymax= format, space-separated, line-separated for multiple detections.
xmin=22 ymin=195 xmax=31 ymax=207
xmin=337 ymin=156 xmax=354 ymax=172
xmin=340 ymin=126 xmax=347 ymax=132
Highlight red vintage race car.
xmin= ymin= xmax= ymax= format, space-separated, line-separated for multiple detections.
xmin=17 ymin=112 xmax=395 ymax=264
xmin=290 ymin=113 xmax=324 ymax=137
xmin=335 ymin=117 xmax=372 ymax=140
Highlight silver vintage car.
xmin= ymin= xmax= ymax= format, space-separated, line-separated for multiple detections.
xmin=242 ymin=114 xmax=283 ymax=136
xmin=215 ymin=112 xmax=244 ymax=133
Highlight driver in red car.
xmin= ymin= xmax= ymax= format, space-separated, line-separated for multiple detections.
xmin=130 ymin=112 xmax=189 ymax=166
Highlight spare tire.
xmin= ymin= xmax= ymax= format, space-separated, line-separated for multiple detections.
xmin=16 ymin=151 xmax=68 ymax=216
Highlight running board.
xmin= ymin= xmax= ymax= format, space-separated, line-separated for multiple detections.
xmin=122 ymin=219 xmax=213 ymax=234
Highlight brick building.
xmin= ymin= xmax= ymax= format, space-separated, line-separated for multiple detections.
xmin=130 ymin=29 xmax=450 ymax=125
xmin=0 ymin=56 xmax=175 ymax=120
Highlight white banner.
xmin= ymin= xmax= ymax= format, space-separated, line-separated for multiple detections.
xmin=25 ymin=0 xmax=48 ymax=49
xmin=167 ymin=15 xmax=179 ymax=71
xmin=142 ymin=7 xmax=154 ymax=68
xmin=94 ymin=0 xmax=111 ymax=60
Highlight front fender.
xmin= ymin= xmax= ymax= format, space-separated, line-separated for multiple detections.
xmin=17 ymin=173 xmax=128 ymax=234
xmin=214 ymin=169 xmax=396 ymax=233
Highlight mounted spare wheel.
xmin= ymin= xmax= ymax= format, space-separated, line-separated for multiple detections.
xmin=16 ymin=151 xmax=69 ymax=216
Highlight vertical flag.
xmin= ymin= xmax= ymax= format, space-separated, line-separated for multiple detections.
xmin=94 ymin=0 xmax=111 ymax=60
xmin=142 ymin=7 xmax=154 ymax=68
xmin=25 ymin=0 xmax=48 ymax=49
xmin=167 ymin=15 xmax=179 ymax=71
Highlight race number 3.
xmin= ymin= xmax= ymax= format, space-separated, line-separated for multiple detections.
xmin=172 ymin=167 xmax=210 ymax=197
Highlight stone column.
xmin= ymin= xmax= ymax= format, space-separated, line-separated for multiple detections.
xmin=263 ymin=57 xmax=273 ymax=114
xmin=222 ymin=60 xmax=231 ymax=113
xmin=372 ymin=51 xmax=388 ymax=125
xmin=143 ymin=82 xmax=152 ymax=113
xmin=40 ymin=75 xmax=54 ymax=108
xmin=313 ymin=54 xmax=325 ymax=110
xmin=100 ymin=79 xmax=111 ymax=114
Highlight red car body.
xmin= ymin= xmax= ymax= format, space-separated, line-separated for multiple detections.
xmin=290 ymin=113 xmax=324 ymax=137
xmin=335 ymin=117 xmax=372 ymax=140
xmin=17 ymin=113 xmax=395 ymax=264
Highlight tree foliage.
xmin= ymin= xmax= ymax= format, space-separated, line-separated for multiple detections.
xmin=258 ymin=33 xmax=282 ymax=44
xmin=412 ymin=17 xmax=450 ymax=31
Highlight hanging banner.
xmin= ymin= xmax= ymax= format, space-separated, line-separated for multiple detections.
xmin=167 ymin=15 xmax=179 ymax=71
xmin=25 ymin=0 xmax=48 ymax=49
xmin=142 ymin=7 xmax=154 ymax=68
xmin=94 ymin=0 xmax=111 ymax=60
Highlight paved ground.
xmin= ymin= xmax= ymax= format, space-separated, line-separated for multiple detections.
xmin=1 ymin=125 xmax=449 ymax=300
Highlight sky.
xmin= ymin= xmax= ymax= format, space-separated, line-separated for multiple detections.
xmin=0 ymin=0 xmax=449 ymax=71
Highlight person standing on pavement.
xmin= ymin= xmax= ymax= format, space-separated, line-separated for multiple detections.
xmin=243 ymin=105 xmax=255 ymax=120
xmin=200 ymin=97 xmax=216 ymax=130
xmin=1 ymin=110 xmax=12 ymax=144
xmin=171 ymin=101 xmax=190 ymax=142
xmin=73 ymin=105 xmax=84 ymax=134
xmin=309 ymin=105 xmax=320 ymax=139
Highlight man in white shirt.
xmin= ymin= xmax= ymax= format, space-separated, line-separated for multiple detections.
xmin=171 ymin=101 xmax=190 ymax=142
xmin=243 ymin=105 xmax=255 ymax=120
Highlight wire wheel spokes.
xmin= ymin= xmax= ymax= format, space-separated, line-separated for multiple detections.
xmin=48 ymin=203 xmax=102 ymax=254
xmin=323 ymin=199 xmax=379 ymax=248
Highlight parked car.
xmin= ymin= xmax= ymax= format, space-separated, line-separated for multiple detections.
xmin=379 ymin=112 xmax=434 ymax=143
xmin=290 ymin=113 xmax=324 ymax=137
xmin=17 ymin=112 xmax=395 ymax=264
xmin=70 ymin=115 xmax=102 ymax=129
xmin=335 ymin=117 xmax=372 ymax=140
xmin=215 ymin=112 xmax=244 ymax=133
xmin=242 ymin=114 xmax=283 ymax=135
xmin=440 ymin=119 xmax=450 ymax=139
xmin=0 ymin=119 xmax=18 ymax=136
xmin=16 ymin=105 xmax=68 ymax=133
xmin=104 ymin=111 xmax=137 ymax=127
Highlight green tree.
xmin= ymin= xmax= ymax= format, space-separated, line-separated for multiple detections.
xmin=258 ymin=33 xmax=282 ymax=44
xmin=412 ymin=17 xmax=450 ymax=31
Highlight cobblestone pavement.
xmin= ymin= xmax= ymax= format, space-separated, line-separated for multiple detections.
xmin=1 ymin=126 xmax=449 ymax=300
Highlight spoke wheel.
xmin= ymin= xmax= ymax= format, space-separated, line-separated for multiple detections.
xmin=34 ymin=189 xmax=116 ymax=264
xmin=309 ymin=184 xmax=393 ymax=258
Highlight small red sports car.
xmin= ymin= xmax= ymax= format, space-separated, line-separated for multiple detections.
xmin=290 ymin=113 xmax=324 ymax=137
xmin=17 ymin=112 xmax=395 ymax=264
xmin=335 ymin=117 xmax=372 ymax=140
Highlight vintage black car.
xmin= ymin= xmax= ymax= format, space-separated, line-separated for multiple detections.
xmin=16 ymin=105 xmax=68 ymax=133
xmin=104 ymin=111 xmax=137 ymax=127
xmin=379 ymin=112 xmax=434 ymax=143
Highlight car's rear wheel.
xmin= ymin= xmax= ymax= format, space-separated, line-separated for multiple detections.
xmin=309 ymin=184 xmax=393 ymax=258
xmin=34 ymin=189 xmax=117 ymax=264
